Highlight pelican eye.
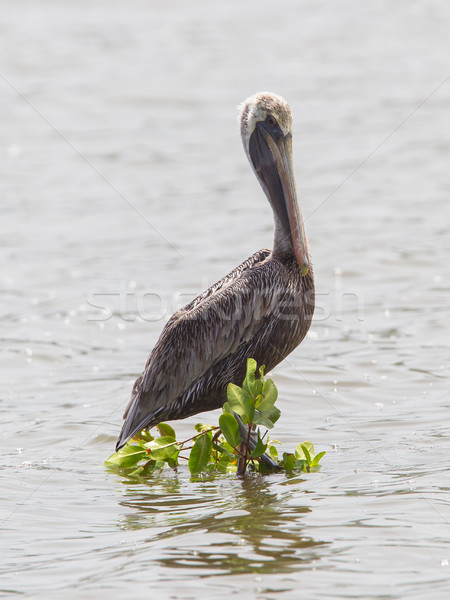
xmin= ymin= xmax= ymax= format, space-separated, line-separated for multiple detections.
xmin=263 ymin=114 xmax=283 ymax=141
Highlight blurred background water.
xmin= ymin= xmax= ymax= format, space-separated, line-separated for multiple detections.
xmin=1 ymin=0 xmax=450 ymax=598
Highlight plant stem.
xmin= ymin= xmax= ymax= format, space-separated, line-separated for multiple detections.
xmin=237 ymin=441 xmax=247 ymax=476
xmin=179 ymin=427 xmax=219 ymax=446
xmin=236 ymin=420 xmax=253 ymax=477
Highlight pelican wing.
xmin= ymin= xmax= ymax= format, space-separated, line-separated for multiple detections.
xmin=165 ymin=248 xmax=270 ymax=322
xmin=117 ymin=250 xmax=283 ymax=447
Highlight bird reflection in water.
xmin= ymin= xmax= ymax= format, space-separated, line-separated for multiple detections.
xmin=117 ymin=474 xmax=327 ymax=576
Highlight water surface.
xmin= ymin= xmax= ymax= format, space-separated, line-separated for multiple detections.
xmin=1 ymin=1 xmax=450 ymax=598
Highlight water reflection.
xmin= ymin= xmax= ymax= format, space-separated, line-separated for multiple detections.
xmin=117 ymin=473 xmax=327 ymax=575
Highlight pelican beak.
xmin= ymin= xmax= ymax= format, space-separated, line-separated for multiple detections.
xmin=249 ymin=123 xmax=310 ymax=275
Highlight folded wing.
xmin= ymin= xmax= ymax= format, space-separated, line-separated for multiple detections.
xmin=116 ymin=250 xmax=285 ymax=449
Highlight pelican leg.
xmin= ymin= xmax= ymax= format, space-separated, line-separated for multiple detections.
xmin=234 ymin=414 xmax=280 ymax=471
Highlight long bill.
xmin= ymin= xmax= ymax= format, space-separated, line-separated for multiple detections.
xmin=253 ymin=128 xmax=310 ymax=276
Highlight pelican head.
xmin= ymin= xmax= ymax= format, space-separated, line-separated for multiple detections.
xmin=239 ymin=92 xmax=309 ymax=276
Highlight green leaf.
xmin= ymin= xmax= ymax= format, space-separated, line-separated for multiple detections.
xmin=253 ymin=411 xmax=272 ymax=429
xmin=241 ymin=358 xmax=264 ymax=398
xmin=167 ymin=456 xmax=179 ymax=469
xmin=226 ymin=383 xmax=254 ymax=422
xmin=268 ymin=444 xmax=279 ymax=460
xmin=189 ymin=433 xmax=213 ymax=474
xmin=295 ymin=441 xmax=314 ymax=464
xmin=257 ymin=378 xmax=278 ymax=411
xmin=146 ymin=436 xmax=178 ymax=461
xmin=301 ymin=443 xmax=312 ymax=464
xmin=128 ymin=466 xmax=144 ymax=476
xmin=282 ymin=452 xmax=296 ymax=472
xmin=250 ymin=435 xmax=267 ymax=458
xmin=267 ymin=405 xmax=281 ymax=425
xmin=105 ymin=445 xmax=147 ymax=468
xmin=129 ymin=460 xmax=157 ymax=476
xmin=294 ymin=459 xmax=308 ymax=472
xmin=310 ymin=451 xmax=326 ymax=467
xmin=218 ymin=451 xmax=235 ymax=466
xmin=220 ymin=440 xmax=238 ymax=455
xmin=219 ymin=413 xmax=242 ymax=448
xmin=194 ymin=422 xmax=215 ymax=433
xmin=242 ymin=358 xmax=258 ymax=395
xmin=222 ymin=401 xmax=233 ymax=415
xmin=254 ymin=405 xmax=280 ymax=429
xmin=156 ymin=422 xmax=176 ymax=439
xmin=212 ymin=440 xmax=233 ymax=459
xmin=136 ymin=429 xmax=154 ymax=443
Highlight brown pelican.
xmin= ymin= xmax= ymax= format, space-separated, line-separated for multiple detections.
xmin=116 ymin=92 xmax=315 ymax=451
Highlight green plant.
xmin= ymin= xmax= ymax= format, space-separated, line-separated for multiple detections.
xmin=105 ymin=358 xmax=325 ymax=477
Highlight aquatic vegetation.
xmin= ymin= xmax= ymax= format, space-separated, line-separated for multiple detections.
xmin=105 ymin=359 xmax=325 ymax=478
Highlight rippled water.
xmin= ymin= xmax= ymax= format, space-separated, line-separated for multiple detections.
xmin=2 ymin=1 xmax=450 ymax=598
